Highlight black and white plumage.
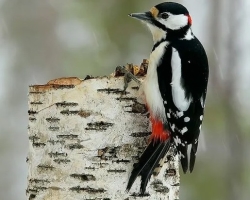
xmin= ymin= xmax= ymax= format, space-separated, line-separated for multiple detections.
xmin=127 ymin=2 xmax=209 ymax=194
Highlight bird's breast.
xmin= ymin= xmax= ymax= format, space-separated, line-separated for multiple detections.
xmin=143 ymin=41 xmax=168 ymax=122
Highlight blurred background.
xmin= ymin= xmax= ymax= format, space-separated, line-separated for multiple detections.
xmin=0 ymin=0 xmax=250 ymax=199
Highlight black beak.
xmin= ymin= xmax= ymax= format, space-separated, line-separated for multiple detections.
xmin=128 ymin=11 xmax=153 ymax=23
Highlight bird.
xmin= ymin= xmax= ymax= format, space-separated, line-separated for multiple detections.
xmin=126 ymin=2 xmax=209 ymax=194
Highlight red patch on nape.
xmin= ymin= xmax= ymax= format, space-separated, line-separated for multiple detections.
xmin=187 ymin=14 xmax=192 ymax=25
xmin=150 ymin=117 xmax=170 ymax=142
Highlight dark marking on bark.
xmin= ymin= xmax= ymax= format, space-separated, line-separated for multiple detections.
xmin=70 ymin=186 xmax=106 ymax=194
xmin=171 ymin=183 xmax=180 ymax=186
xmin=85 ymin=167 xmax=96 ymax=170
xmin=155 ymin=186 xmax=169 ymax=193
xmin=28 ymin=189 xmax=38 ymax=194
xmin=28 ymin=110 xmax=37 ymax=115
xmin=33 ymin=142 xmax=46 ymax=148
xmin=107 ymin=169 xmax=126 ymax=173
xmin=29 ymin=135 xmax=40 ymax=141
xmin=132 ymin=102 xmax=147 ymax=113
xmin=48 ymin=139 xmax=65 ymax=145
xmin=113 ymin=159 xmax=130 ymax=163
xmin=30 ymin=101 xmax=43 ymax=105
xmin=97 ymin=146 xmax=121 ymax=160
xmin=97 ymin=88 xmax=128 ymax=95
xmin=116 ymin=97 xmax=137 ymax=101
xmin=167 ymin=155 xmax=174 ymax=161
xmin=70 ymin=173 xmax=96 ymax=181
xmin=108 ymin=146 xmax=121 ymax=155
xmin=130 ymin=192 xmax=150 ymax=197
xmin=86 ymin=121 xmax=113 ymax=131
xmin=29 ymin=179 xmax=50 ymax=184
xmin=32 ymin=186 xmax=47 ymax=191
xmin=125 ymin=101 xmax=147 ymax=114
xmin=67 ymin=143 xmax=84 ymax=150
xmin=27 ymin=187 xmax=47 ymax=195
xmin=55 ymin=101 xmax=78 ymax=107
xmin=29 ymin=117 xmax=36 ymax=121
xmin=53 ymin=158 xmax=70 ymax=164
xmin=91 ymin=162 xmax=109 ymax=167
xmin=48 ymin=126 xmax=59 ymax=131
xmin=52 ymin=84 xmax=75 ymax=89
xmin=29 ymin=194 xmax=36 ymax=200
xmin=98 ymin=147 xmax=109 ymax=159
xmin=130 ymin=132 xmax=151 ymax=137
xmin=57 ymin=134 xmax=78 ymax=139
xmin=37 ymin=164 xmax=54 ymax=170
xmin=60 ymin=109 xmax=79 ymax=115
xmin=131 ymin=86 xmax=140 ymax=90
xmin=166 ymin=169 xmax=176 ymax=176
xmin=151 ymin=180 xmax=169 ymax=194
xmin=29 ymin=91 xmax=44 ymax=94
xmin=46 ymin=117 xmax=60 ymax=123
xmin=48 ymin=152 xmax=67 ymax=158
xmin=78 ymin=110 xmax=92 ymax=118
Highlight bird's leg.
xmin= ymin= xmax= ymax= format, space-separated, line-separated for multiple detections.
xmin=116 ymin=66 xmax=141 ymax=93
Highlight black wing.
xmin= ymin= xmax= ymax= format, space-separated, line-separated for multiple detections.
xmin=157 ymin=37 xmax=209 ymax=172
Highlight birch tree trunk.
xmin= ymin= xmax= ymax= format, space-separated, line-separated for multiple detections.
xmin=27 ymin=76 xmax=180 ymax=200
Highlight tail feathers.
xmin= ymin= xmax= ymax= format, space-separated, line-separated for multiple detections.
xmin=189 ymin=141 xmax=198 ymax=172
xmin=177 ymin=140 xmax=198 ymax=173
xmin=179 ymin=144 xmax=188 ymax=173
xmin=126 ymin=139 xmax=171 ymax=194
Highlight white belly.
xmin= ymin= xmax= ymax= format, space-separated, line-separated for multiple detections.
xmin=143 ymin=41 xmax=168 ymax=122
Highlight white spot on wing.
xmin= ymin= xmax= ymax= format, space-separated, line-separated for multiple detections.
xmin=171 ymin=48 xmax=192 ymax=111
xmin=143 ymin=41 xmax=169 ymax=121
xmin=181 ymin=127 xmax=188 ymax=134
xmin=200 ymin=96 xmax=205 ymax=108
xmin=171 ymin=124 xmax=175 ymax=131
xmin=164 ymin=100 xmax=167 ymax=104
xmin=173 ymin=137 xmax=181 ymax=146
xmin=200 ymin=115 xmax=203 ymax=120
xmin=184 ymin=117 xmax=190 ymax=122
xmin=176 ymin=111 xmax=184 ymax=117
xmin=167 ymin=113 xmax=170 ymax=118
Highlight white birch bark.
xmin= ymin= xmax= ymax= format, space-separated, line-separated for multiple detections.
xmin=27 ymin=76 xmax=180 ymax=200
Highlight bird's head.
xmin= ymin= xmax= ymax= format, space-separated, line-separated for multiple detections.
xmin=129 ymin=2 xmax=192 ymax=43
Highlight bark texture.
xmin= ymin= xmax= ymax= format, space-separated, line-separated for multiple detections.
xmin=27 ymin=76 xmax=180 ymax=200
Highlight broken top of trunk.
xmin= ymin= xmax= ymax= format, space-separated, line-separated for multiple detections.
xmin=27 ymin=76 xmax=180 ymax=200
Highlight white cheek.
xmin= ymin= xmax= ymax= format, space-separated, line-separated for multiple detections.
xmin=159 ymin=14 xmax=188 ymax=30
xmin=147 ymin=24 xmax=166 ymax=43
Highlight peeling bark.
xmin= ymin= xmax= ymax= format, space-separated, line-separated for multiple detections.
xmin=27 ymin=76 xmax=180 ymax=200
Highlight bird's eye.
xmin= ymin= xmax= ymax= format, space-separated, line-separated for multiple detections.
xmin=161 ymin=13 xmax=169 ymax=19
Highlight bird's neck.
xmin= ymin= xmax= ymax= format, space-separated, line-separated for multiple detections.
xmin=150 ymin=25 xmax=193 ymax=47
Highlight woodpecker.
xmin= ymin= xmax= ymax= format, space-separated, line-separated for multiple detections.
xmin=126 ymin=2 xmax=209 ymax=194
